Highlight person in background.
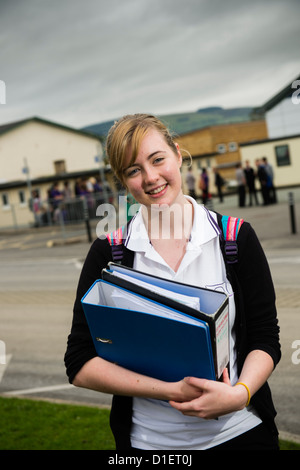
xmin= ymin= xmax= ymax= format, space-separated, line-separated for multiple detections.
xmin=255 ymin=159 xmax=270 ymax=206
xmin=213 ymin=167 xmax=224 ymax=203
xmin=185 ymin=167 xmax=196 ymax=200
xmin=65 ymin=114 xmax=280 ymax=451
xmin=62 ymin=181 xmax=73 ymax=200
xmin=262 ymin=157 xmax=277 ymax=204
xmin=74 ymin=178 xmax=82 ymax=197
xmin=48 ymin=181 xmax=63 ymax=207
xmin=244 ymin=161 xmax=259 ymax=206
xmin=48 ymin=181 xmax=63 ymax=222
xmin=235 ymin=163 xmax=246 ymax=207
xmin=93 ymin=176 xmax=103 ymax=193
xmin=198 ymin=168 xmax=209 ymax=205
xmin=30 ymin=189 xmax=42 ymax=227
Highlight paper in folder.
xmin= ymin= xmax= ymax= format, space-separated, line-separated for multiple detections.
xmin=81 ymin=262 xmax=229 ymax=382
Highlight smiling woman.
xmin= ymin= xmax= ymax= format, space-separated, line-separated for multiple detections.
xmin=107 ymin=115 xmax=193 ymax=265
xmin=65 ymin=113 xmax=281 ymax=452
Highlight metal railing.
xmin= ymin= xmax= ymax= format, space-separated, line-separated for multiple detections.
xmin=0 ymin=191 xmax=117 ymax=231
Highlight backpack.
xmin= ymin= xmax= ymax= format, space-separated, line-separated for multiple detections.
xmin=106 ymin=213 xmax=244 ymax=266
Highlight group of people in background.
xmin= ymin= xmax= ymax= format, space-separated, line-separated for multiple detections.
xmin=48 ymin=176 xmax=114 ymax=221
xmin=186 ymin=166 xmax=225 ymax=205
xmin=49 ymin=176 xmax=108 ymax=203
xmin=31 ymin=159 xmax=277 ymax=226
xmin=30 ymin=176 xmax=113 ymax=226
xmin=186 ymin=167 xmax=220 ymax=206
xmin=236 ymin=158 xmax=277 ymax=208
xmin=186 ymin=158 xmax=277 ymax=209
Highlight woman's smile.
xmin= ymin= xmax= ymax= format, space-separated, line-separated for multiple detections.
xmin=146 ymin=183 xmax=168 ymax=197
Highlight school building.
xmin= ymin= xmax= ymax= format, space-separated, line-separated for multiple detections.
xmin=240 ymin=74 xmax=300 ymax=189
xmin=0 ymin=117 xmax=111 ymax=228
xmin=177 ymin=120 xmax=268 ymax=197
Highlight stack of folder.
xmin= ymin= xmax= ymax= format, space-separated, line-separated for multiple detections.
xmin=81 ymin=263 xmax=229 ymax=382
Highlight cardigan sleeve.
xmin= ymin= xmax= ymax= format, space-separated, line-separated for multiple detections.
xmin=64 ymin=238 xmax=112 ymax=383
xmin=235 ymin=222 xmax=281 ymax=368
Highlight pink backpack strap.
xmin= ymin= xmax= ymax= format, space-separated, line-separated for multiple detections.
xmin=106 ymin=226 xmax=126 ymax=264
xmin=221 ymin=216 xmax=244 ymax=264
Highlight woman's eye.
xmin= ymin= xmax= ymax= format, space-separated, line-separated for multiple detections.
xmin=154 ymin=157 xmax=164 ymax=164
xmin=126 ymin=167 xmax=139 ymax=177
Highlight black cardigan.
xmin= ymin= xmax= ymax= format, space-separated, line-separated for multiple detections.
xmin=64 ymin=219 xmax=281 ymax=450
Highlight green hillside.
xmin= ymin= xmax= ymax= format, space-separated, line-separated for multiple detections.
xmin=82 ymin=106 xmax=254 ymax=139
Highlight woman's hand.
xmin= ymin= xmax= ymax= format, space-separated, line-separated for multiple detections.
xmin=169 ymin=369 xmax=249 ymax=419
xmin=171 ymin=376 xmax=205 ymax=403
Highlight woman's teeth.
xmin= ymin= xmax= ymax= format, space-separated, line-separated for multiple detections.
xmin=149 ymin=184 xmax=167 ymax=194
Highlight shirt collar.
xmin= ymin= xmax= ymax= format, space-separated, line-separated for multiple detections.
xmin=186 ymin=196 xmax=219 ymax=248
xmin=125 ymin=197 xmax=219 ymax=253
xmin=125 ymin=209 xmax=151 ymax=253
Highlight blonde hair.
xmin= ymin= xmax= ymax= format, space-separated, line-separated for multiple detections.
xmin=106 ymin=114 xmax=177 ymax=186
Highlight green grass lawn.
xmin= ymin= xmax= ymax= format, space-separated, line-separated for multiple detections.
xmin=0 ymin=396 xmax=299 ymax=450
xmin=0 ymin=396 xmax=115 ymax=450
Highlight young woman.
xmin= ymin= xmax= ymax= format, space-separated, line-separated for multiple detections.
xmin=65 ymin=114 xmax=281 ymax=450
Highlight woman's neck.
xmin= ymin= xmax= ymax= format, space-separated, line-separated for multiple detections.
xmin=142 ymin=196 xmax=194 ymax=242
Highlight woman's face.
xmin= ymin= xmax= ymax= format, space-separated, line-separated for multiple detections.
xmin=122 ymin=129 xmax=183 ymax=209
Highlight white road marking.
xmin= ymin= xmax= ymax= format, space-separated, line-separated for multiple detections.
xmin=2 ymin=383 xmax=74 ymax=396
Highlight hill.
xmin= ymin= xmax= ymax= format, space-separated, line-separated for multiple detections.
xmin=82 ymin=106 xmax=255 ymax=139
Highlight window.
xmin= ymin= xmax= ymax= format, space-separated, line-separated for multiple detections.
xmin=275 ymin=145 xmax=291 ymax=166
xmin=217 ymin=143 xmax=226 ymax=154
xmin=54 ymin=160 xmax=66 ymax=174
xmin=228 ymin=142 xmax=238 ymax=152
xmin=1 ymin=193 xmax=9 ymax=208
xmin=19 ymin=190 xmax=26 ymax=205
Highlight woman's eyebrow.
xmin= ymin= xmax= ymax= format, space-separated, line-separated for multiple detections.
xmin=146 ymin=150 xmax=165 ymax=160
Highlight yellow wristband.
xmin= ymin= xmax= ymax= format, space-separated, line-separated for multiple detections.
xmin=235 ymin=382 xmax=251 ymax=407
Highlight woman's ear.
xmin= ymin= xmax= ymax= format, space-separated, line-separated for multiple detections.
xmin=175 ymin=143 xmax=182 ymax=167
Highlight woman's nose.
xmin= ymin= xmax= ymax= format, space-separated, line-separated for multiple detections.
xmin=143 ymin=166 xmax=159 ymax=185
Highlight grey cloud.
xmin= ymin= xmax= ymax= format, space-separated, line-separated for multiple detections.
xmin=0 ymin=0 xmax=299 ymax=127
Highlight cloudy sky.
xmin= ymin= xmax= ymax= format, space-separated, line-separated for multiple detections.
xmin=0 ymin=0 xmax=299 ymax=129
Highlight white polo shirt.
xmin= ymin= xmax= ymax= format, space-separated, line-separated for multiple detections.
xmin=125 ymin=197 xmax=261 ymax=450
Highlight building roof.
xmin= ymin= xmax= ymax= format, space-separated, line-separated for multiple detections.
xmin=240 ymin=132 xmax=300 ymax=147
xmin=0 ymin=116 xmax=103 ymax=141
xmin=0 ymin=116 xmax=106 ymax=191
xmin=252 ymin=74 xmax=300 ymax=118
xmin=0 ymin=167 xmax=110 ymax=191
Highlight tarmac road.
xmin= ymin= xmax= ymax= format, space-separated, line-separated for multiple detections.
xmin=0 ymin=188 xmax=299 ymax=443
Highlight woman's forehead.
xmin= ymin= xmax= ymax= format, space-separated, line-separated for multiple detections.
xmin=127 ymin=130 xmax=169 ymax=168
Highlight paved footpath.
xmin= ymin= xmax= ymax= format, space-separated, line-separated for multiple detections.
xmin=0 ymin=187 xmax=299 ymax=443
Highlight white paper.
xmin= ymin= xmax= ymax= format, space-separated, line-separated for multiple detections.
xmin=99 ymin=283 xmax=202 ymax=327
xmin=109 ymin=271 xmax=200 ymax=311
